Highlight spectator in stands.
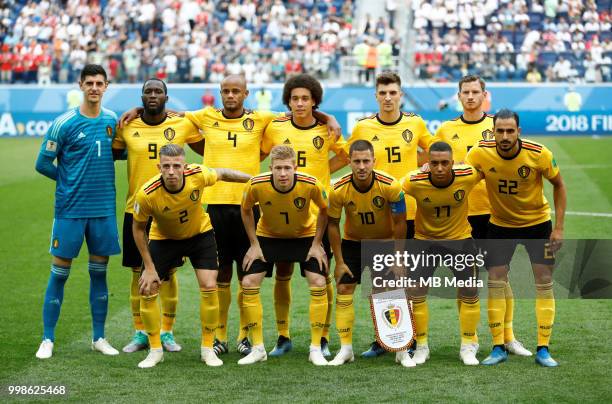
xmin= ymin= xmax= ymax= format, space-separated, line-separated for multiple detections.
xmin=552 ymin=55 xmax=573 ymax=80
xmin=526 ymin=64 xmax=543 ymax=83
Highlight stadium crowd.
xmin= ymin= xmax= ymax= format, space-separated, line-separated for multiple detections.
xmin=0 ymin=0 xmax=610 ymax=84
xmin=413 ymin=0 xmax=612 ymax=82
xmin=0 ymin=0 xmax=373 ymax=84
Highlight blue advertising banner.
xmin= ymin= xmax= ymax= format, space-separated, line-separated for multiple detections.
xmin=0 ymin=84 xmax=610 ymax=136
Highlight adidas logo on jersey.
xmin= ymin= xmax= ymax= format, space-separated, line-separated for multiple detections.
xmin=283 ymin=138 xmax=291 ymax=144
xmin=213 ymin=122 xmax=219 ymax=127
xmin=423 ymin=197 xmax=431 ymax=203
xmin=489 ymin=167 xmax=497 ymax=173
xmin=452 ymin=134 xmax=460 ymax=140
xmin=77 ymin=132 xmax=86 ymax=139
xmin=132 ymin=131 xmax=140 ymax=137
xmin=372 ymin=135 xmax=380 ymax=141
xmin=163 ymin=206 xmax=170 ymax=212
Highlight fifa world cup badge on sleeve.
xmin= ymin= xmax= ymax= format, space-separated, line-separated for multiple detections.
xmin=370 ymin=289 xmax=415 ymax=352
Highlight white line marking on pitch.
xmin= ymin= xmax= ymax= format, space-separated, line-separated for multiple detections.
xmin=554 ymin=211 xmax=612 ymax=218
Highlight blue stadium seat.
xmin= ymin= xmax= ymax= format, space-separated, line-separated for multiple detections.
xmin=514 ymin=31 xmax=526 ymax=48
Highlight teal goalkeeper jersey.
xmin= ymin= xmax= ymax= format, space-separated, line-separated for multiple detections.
xmin=38 ymin=107 xmax=117 ymax=218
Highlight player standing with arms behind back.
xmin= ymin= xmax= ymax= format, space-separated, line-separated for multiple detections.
xmin=433 ymin=75 xmax=530 ymax=356
xmin=34 ymin=64 xmax=120 ymax=359
xmin=466 ymin=109 xmax=566 ymax=367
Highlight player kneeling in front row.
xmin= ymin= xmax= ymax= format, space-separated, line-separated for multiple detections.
xmin=402 ymin=141 xmax=483 ymax=365
xmin=327 ymin=140 xmax=413 ymax=367
xmin=239 ymin=145 xmax=330 ymax=366
xmin=133 ymin=144 xmax=251 ymax=368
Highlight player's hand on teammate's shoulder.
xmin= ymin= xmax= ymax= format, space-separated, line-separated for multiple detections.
xmin=326 ymin=115 xmax=342 ymax=141
xmin=138 ymin=267 xmax=160 ymax=296
xmin=119 ymin=107 xmax=143 ymax=128
xmin=334 ymin=261 xmax=353 ymax=283
xmin=243 ymin=244 xmax=265 ymax=272
xmin=307 ymin=243 xmax=328 ymax=274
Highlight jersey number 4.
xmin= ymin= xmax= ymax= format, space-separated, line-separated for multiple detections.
xmin=227 ymin=132 xmax=237 ymax=147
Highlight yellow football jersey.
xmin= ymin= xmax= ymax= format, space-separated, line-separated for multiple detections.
xmin=329 ymin=170 xmax=405 ymax=241
xmin=261 ymin=117 xmax=347 ymax=191
xmin=134 ymin=164 xmax=217 ymax=240
xmin=185 ymin=107 xmax=277 ymax=205
xmin=346 ymin=112 xmax=433 ymax=219
xmin=402 ymin=165 xmax=481 ymax=240
xmin=242 ymin=172 xmax=328 ymax=238
xmin=113 ymin=113 xmax=202 ymax=213
xmin=466 ymin=139 xmax=560 ymax=228
xmin=434 ymin=114 xmax=494 ymax=216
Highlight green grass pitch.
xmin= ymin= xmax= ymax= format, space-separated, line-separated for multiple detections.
xmin=0 ymin=136 xmax=611 ymax=402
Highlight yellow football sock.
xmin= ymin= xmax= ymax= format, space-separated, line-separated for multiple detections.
xmin=322 ymin=274 xmax=334 ymax=340
xmin=274 ymin=275 xmax=292 ymax=338
xmin=335 ymin=294 xmax=354 ymax=346
xmin=411 ymin=296 xmax=429 ymax=346
xmin=457 ymin=292 xmax=479 ymax=344
xmin=159 ymin=270 xmax=178 ymax=333
xmin=487 ymin=280 xmax=506 ymax=346
xmin=140 ymin=294 xmax=161 ymax=349
xmin=503 ymin=281 xmax=516 ymax=343
xmin=309 ymin=286 xmax=327 ymax=347
xmin=459 ymin=295 xmax=480 ymax=345
xmin=536 ymin=282 xmax=555 ymax=347
xmin=216 ymin=282 xmax=231 ymax=342
xmin=130 ymin=270 xmax=144 ymax=331
xmin=237 ymin=284 xmax=248 ymax=341
xmin=199 ymin=288 xmax=219 ymax=348
xmin=242 ymin=287 xmax=263 ymax=346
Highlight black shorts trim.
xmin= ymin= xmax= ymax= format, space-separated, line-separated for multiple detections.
xmin=485 ymin=220 xmax=554 ymax=267
xmin=245 ymin=236 xmax=326 ymax=278
xmin=339 ymin=239 xmax=361 ymax=284
xmin=208 ymin=204 xmax=259 ymax=268
xmin=122 ymin=212 xmax=152 ymax=268
xmin=149 ymin=230 xmax=219 ymax=280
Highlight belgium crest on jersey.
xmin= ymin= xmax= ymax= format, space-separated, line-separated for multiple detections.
xmin=294 ymin=197 xmax=306 ymax=209
xmin=482 ymin=129 xmax=494 ymax=140
xmin=402 ymin=129 xmax=413 ymax=143
xmin=454 ymin=189 xmax=465 ymax=201
xmin=164 ymin=127 xmax=176 ymax=141
xmin=383 ymin=304 xmax=402 ymax=329
xmin=190 ymin=189 xmax=199 ymax=201
xmin=518 ymin=165 xmax=531 ymax=178
xmin=372 ymin=196 xmax=385 ymax=209
xmin=106 ymin=125 xmax=113 ymax=137
xmin=313 ymin=135 xmax=324 ymax=150
xmin=243 ymin=118 xmax=254 ymax=131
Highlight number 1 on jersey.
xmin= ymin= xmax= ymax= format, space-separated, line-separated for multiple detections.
xmin=96 ymin=140 xmax=101 ymax=157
